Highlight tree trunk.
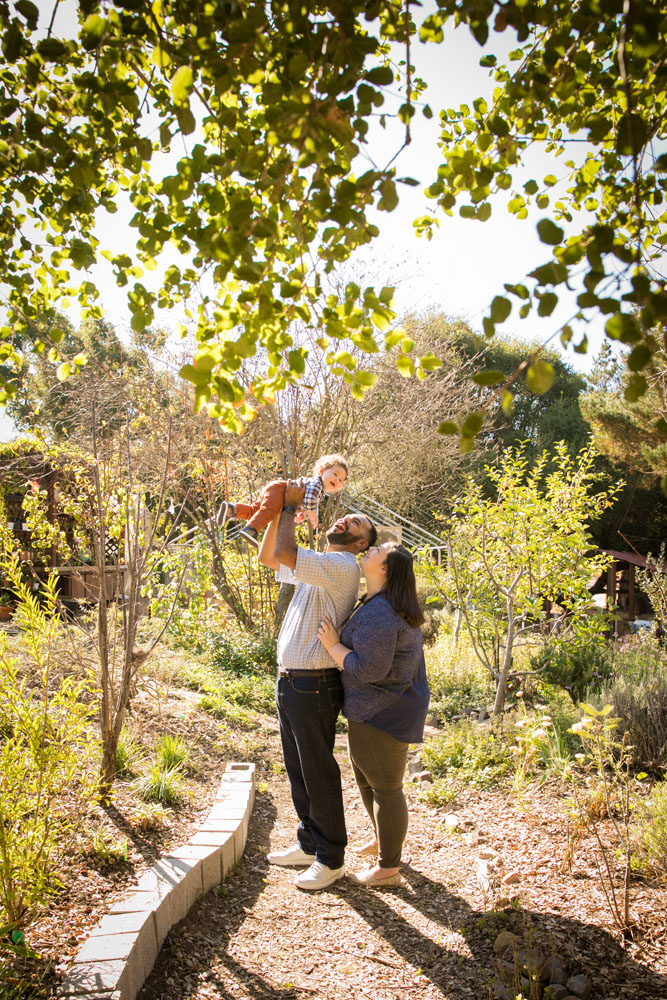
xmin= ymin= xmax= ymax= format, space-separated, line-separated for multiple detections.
xmin=273 ymin=582 xmax=295 ymax=635
xmin=492 ymin=606 xmax=515 ymax=716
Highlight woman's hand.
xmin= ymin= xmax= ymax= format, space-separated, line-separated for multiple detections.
xmin=317 ymin=616 xmax=340 ymax=651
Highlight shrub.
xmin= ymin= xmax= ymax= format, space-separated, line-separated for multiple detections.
xmin=421 ymin=779 xmax=457 ymax=807
xmin=135 ymin=764 xmax=186 ymax=806
xmin=155 ymin=734 xmax=190 ymax=771
xmin=637 ymin=782 xmax=667 ymax=879
xmin=528 ymin=640 xmax=613 ymax=703
xmin=114 ymin=727 xmax=146 ymax=777
xmin=207 ymin=628 xmax=277 ymax=675
xmin=426 ymin=634 xmax=494 ymax=722
xmin=422 ymin=720 xmax=513 ymax=789
xmin=601 ymin=634 xmax=667 ymax=768
xmin=0 ymin=533 xmax=98 ymax=933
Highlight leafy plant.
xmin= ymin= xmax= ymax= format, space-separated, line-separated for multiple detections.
xmin=529 ymin=641 xmax=613 ymax=704
xmin=636 ymin=782 xmax=667 ymax=880
xmin=114 ymin=727 xmax=146 ymax=777
xmin=135 ymin=764 xmax=186 ymax=806
xmin=85 ymin=828 xmax=129 ymax=866
xmin=566 ymin=704 xmax=640 ymax=933
xmin=155 ymin=734 xmax=190 ymax=771
xmin=207 ymin=629 xmax=277 ymax=675
xmin=423 ymin=721 xmax=513 ymax=790
xmin=421 ymin=779 xmax=457 ymax=808
xmin=128 ymin=802 xmax=170 ymax=831
xmin=0 ymin=521 xmax=98 ymax=933
xmin=443 ymin=442 xmax=618 ymax=714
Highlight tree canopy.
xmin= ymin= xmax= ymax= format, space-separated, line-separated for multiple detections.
xmin=0 ymin=0 xmax=665 ymax=445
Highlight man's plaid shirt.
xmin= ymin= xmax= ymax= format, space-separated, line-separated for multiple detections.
xmin=275 ymin=547 xmax=360 ymax=671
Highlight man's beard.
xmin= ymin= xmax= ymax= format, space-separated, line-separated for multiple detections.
xmin=326 ymin=527 xmax=359 ymax=546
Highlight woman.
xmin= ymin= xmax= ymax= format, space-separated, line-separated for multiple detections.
xmin=317 ymin=542 xmax=430 ymax=887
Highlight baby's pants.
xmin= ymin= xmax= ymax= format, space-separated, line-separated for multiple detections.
xmin=235 ymin=480 xmax=287 ymax=533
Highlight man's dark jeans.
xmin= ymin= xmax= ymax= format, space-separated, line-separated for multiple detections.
xmin=276 ymin=670 xmax=346 ymax=869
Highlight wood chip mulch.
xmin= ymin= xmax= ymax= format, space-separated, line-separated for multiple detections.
xmin=137 ymin=733 xmax=667 ymax=1000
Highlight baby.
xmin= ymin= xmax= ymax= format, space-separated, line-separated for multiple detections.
xmin=220 ymin=454 xmax=348 ymax=548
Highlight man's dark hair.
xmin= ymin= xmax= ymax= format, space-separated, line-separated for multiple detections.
xmin=365 ymin=520 xmax=378 ymax=550
xmin=383 ymin=544 xmax=424 ymax=628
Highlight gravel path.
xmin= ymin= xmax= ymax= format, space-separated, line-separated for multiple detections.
xmin=137 ymin=734 xmax=667 ymax=1000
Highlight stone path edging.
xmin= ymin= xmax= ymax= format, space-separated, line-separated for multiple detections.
xmin=58 ymin=762 xmax=256 ymax=1000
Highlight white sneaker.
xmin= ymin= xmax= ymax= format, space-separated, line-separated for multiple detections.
xmin=295 ymin=860 xmax=345 ymax=891
xmin=266 ymin=844 xmax=316 ymax=866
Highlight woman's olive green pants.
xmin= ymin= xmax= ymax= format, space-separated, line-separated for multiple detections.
xmin=347 ymin=720 xmax=409 ymax=869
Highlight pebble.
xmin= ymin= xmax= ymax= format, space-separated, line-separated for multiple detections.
xmin=501 ymin=871 xmax=521 ymax=885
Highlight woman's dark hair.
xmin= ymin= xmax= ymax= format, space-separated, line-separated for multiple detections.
xmin=382 ymin=544 xmax=425 ymax=628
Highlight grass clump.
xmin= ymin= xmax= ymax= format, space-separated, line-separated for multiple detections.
xmin=85 ymin=828 xmax=129 ymax=865
xmin=155 ymin=734 xmax=190 ymax=771
xmin=135 ymin=764 xmax=186 ymax=806
xmin=114 ymin=727 xmax=146 ymax=777
xmin=423 ymin=720 xmax=513 ymax=789
xmin=128 ymin=802 xmax=170 ymax=831
xmin=421 ymin=779 xmax=457 ymax=807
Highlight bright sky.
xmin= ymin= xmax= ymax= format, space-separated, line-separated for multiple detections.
xmin=1 ymin=3 xmax=608 ymax=442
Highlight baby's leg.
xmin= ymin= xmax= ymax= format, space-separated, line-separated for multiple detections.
xmin=235 ymin=499 xmax=260 ymax=521
xmin=244 ymin=481 xmax=286 ymax=534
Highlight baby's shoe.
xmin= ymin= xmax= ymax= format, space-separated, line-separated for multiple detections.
xmin=239 ymin=526 xmax=259 ymax=548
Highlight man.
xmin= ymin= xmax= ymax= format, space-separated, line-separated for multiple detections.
xmin=258 ymin=482 xmax=377 ymax=890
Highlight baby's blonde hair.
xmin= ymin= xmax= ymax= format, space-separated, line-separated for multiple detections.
xmin=313 ymin=453 xmax=348 ymax=480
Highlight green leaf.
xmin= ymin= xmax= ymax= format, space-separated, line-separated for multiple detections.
xmin=438 ymin=420 xmax=459 ymax=435
xmin=16 ymin=0 xmax=39 ymax=29
xmin=37 ymin=37 xmax=68 ymax=60
xmin=605 ymin=312 xmax=641 ymax=344
xmin=365 ymin=66 xmax=393 ymax=86
xmin=81 ymin=13 xmax=106 ymax=49
xmin=490 ymin=296 xmax=512 ymax=324
xmin=501 ymin=391 xmax=513 ymax=417
xmin=472 ymin=369 xmax=506 ymax=387
xmin=537 ymin=219 xmax=564 ymax=245
xmin=624 ymin=373 xmax=648 ymax=402
xmin=171 ymin=66 xmax=194 ymax=105
xmin=627 ymin=344 xmax=652 ymax=372
xmin=462 ymin=411 xmax=485 ymax=436
xmin=56 ymin=362 xmax=71 ymax=381
xmin=396 ymin=354 xmax=415 ymax=377
xmin=526 ymin=360 xmax=555 ymax=395
xmin=616 ymin=112 xmax=647 ymax=156
xmin=179 ymin=363 xmax=210 ymax=387
xmin=287 ymin=349 xmax=306 ymax=375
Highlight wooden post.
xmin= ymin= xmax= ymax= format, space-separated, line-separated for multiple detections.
xmin=628 ymin=562 xmax=635 ymax=621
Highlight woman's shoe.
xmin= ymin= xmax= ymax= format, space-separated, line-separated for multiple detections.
xmin=354 ymin=839 xmax=378 ymax=857
xmin=350 ymin=867 xmax=402 ymax=888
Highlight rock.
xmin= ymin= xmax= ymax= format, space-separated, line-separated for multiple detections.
xmin=413 ymin=770 xmax=432 ymax=783
xmin=478 ymin=847 xmax=498 ymax=860
xmin=461 ymin=705 xmax=477 ymax=717
xmin=501 ymin=871 xmax=521 ymax=885
xmin=566 ymin=974 xmax=591 ymax=999
xmin=425 ymin=713 xmax=440 ymax=727
xmin=478 ymin=706 xmax=489 ymax=722
xmin=517 ymin=948 xmax=548 ymax=979
xmin=444 ymin=813 xmax=460 ymax=829
xmin=546 ymin=988 xmax=570 ymax=1000
xmin=474 ymin=858 xmax=490 ymax=892
xmin=464 ymin=831 xmax=479 ymax=847
xmin=407 ymin=757 xmax=423 ymax=775
xmin=543 ymin=955 xmax=567 ymax=985
xmin=493 ymin=931 xmax=520 ymax=957
xmin=494 ymin=987 xmax=515 ymax=1000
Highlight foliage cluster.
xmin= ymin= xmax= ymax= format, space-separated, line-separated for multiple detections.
xmin=424 ymin=631 xmax=495 ymax=722
xmin=422 ymin=721 xmax=514 ymax=790
xmin=601 ymin=634 xmax=667 ymax=769
xmin=529 ymin=641 xmax=614 ymax=704
xmin=0 ymin=529 xmax=98 ymax=934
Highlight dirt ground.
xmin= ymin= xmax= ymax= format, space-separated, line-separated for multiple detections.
xmin=8 ymin=681 xmax=667 ymax=1000
xmin=138 ymin=732 xmax=667 ymax=1000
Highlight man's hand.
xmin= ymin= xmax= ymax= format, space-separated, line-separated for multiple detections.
xmin=284 ymin=481 xmax=306 ymax=508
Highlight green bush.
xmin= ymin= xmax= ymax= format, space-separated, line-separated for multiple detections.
xmin=425 ymin=634 xmax=494 ymax=722
xmin=0 ymin=538 xmax=98 ymax=933
xmin=528 ymin=640 xmax=613 ymax=703
xmin=599 ymin=635 xmax=667 ymax=768
xmin=421 ymin=779 xmax=457 ymax=807
xmin=423 ymin=720 xmax=513 ymax=789
xmin=155 ymin=734 xmax=190 ymax=771
xmin=637 ymin=782 xmax=667 ymax=878
xmin=207 ymin=628 xmax=277 ymax=675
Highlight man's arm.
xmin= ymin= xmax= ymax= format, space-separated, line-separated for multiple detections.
xmin=258 ymin=513 xmax=281 ymax=570
xmin=273 ymin=482 xmax=305 ymax=571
